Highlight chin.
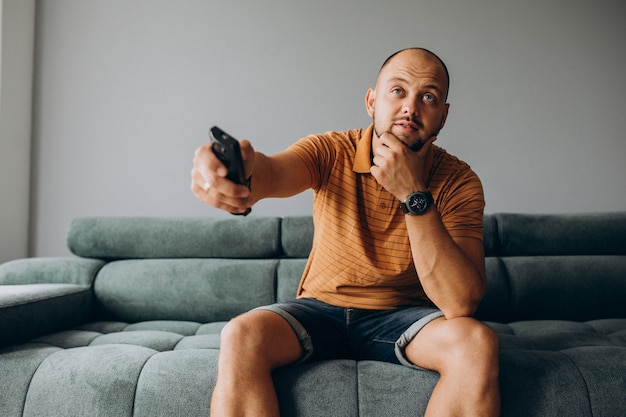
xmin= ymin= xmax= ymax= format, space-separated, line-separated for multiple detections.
xmin=408 ymin=140 xmax=425 ymax=152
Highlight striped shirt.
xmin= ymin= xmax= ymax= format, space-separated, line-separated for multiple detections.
xmin=287 ymin=124 xmax=485 ymax=309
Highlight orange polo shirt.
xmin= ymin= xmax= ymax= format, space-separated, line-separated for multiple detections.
xmin=287 ymin=124 xmax=485 ymax=309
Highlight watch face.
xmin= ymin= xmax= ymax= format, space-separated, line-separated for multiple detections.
xmin=408 ymin=193 xmax=429 ymax=213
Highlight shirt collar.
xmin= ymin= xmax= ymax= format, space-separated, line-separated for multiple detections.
xmin=353 ymin=124 xmax=375 ymax=173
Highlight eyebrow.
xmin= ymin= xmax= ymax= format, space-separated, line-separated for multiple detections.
xmin=388 ymin=77 xmax=444 ymax=95
xmin=425 ymin=84 xmax=444 ymax=95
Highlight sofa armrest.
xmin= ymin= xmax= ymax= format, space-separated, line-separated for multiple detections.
xmin=0 ymin=257 xmax=105 ymax=286
xmin=0 ymin=258 xmax=105 ymax=347
xmin=0 ymin=284 xmax=94 ymax=347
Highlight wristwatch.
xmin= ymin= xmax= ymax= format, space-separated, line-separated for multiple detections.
xmin=399 ymin=191 xmax=434 ymax=215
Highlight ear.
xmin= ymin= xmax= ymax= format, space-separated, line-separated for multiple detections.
xmin=439 ymin=103 xmax=450 ymax=130
xmin=365 ymin=88 xmax=376 ymax=118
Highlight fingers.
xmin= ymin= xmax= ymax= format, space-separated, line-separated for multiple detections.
xmin=372 ymin=132 xmax=406 ymax=168
xmin=191 ymin=142 xmax=252 ymax=213
xmin=371 ymin=131 xmax=430 ymax=198
xmin=191 ymin=171 xmax=251 ymax=213
xmin=192 ymin=143 xmax=223 ymax=184
xmin=238 ymin=139 xmax=255 ymax=179
xmin=377 ymin=131 xmax=400 ymax=147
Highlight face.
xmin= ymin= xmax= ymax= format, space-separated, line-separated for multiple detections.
xmin=366 ymin=49 xmax=450 ymax=151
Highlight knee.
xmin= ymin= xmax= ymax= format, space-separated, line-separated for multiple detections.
xmin=218 ymin=310 xmax=302 ymax=370
xmin=217 ymin=313 xmax=273 ymax=372
xmin=445 ymin=319 xmax=499 ymax=372
xmin=464 ymin=320 xmax=499 ymax=353
xmin=219 ymin=313 xmax=263 ymax=352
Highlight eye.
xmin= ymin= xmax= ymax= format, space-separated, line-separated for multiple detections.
xmin=422 ymin=93 xmax=439 ymax=104
xmin=391 ymin=87 xmax=404 ymax=95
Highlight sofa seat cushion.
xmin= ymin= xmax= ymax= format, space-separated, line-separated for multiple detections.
xmin=4 ymin=316 xmax=626 ymax=417
xmin=5 ymin=343 xmax=219 ymax=417
xmin=29 ymin=318 xmax=626 ymax=352
xmin=0 ymin=343 xmax=64 ymax=417
xmin=274 ymin=360 xmax=359 ymax=417
xmin=23 ymin=344 xmax=157 ymax=416
xmin=0 ymin=320 xmax=227 ymax=416
xmin=358 ymin=347 xmax=626 ymax=417
xmin=487 ymin=319 xmax=626 ymax=350
xmin=30 ymin=320 xmax=227 ymax=350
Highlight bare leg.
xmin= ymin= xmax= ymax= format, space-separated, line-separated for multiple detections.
xmin=405 ymin=317 xmax=500 ymax=417
xmin=210 ymin=310 xmax=303 ymax=417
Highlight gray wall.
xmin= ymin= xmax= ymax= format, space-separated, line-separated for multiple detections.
xmin=0 ymin=0 xmax=35 ymax=264
xmin=30 ymin=0 xmax=626 ymax=257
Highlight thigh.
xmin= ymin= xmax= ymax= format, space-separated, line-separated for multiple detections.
xmin=403 ymin=316 xmax=498 ymax=372
xmin=255 ymin=298 xmax=351 ymax=362
xmin=350 ymin=306 xmax=443 ymax=366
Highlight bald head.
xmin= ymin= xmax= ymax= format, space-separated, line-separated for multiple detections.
xmin=377 ymin=48 xmax=450 ymax=100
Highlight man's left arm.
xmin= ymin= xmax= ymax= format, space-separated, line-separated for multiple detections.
xmin=404 ymin=211 xmax=486 ymax=318
xmin=371 ymin=133 xmax=485 ymax=319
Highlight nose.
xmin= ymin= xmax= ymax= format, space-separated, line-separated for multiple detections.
xmin=402 ymin=98 xmax=419 ymax=116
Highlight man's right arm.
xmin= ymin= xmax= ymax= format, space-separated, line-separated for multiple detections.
xmin=191 ymin=140 xmax=312 ymax=213
xmin=249 ymin=149 xmax=313 ymax=201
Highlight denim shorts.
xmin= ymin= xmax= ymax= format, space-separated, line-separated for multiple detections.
xmin=254 ymin=298 xmax=443 ymax=370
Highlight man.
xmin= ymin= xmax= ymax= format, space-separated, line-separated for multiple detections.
xmin=191 ymin=47 xmax=500 ymax=417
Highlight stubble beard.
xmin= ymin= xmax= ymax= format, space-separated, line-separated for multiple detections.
xmin=372 ymin=111 xmax=442 ymax=152
xmin=372 ymin=119 xmax=428 ymax=152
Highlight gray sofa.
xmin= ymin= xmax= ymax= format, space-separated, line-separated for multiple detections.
xmin=1 ymin=212 xmax=625 ymax=417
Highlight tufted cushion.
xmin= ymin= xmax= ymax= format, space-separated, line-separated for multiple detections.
xmin=487 ymin=319 xmax=626 ymax=349
xmin=0 ymin=320 xmax=222 ymax=416
xmin=31 ymin=320 xmax=226 ymax=350
xmin=13 ymin=316 xmax=623 ymax=417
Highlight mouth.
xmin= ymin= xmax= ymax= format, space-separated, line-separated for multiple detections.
xmin=393 ymin=117 xmax=422 ymax=133
xmin=395 ymin=122 xmax=417 ymax=131
xmin=389 ymin=119 xmax=427 ymax=152
xmin=393 ymin=122 xmax=421 ymax=138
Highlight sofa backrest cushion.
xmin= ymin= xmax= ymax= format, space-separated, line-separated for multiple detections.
xmin=477 ymin=212 xmax=626 ymax=322
xmin=65 ymin=213 xmax=625 ymax=323
xmin=94 ymin=259 xmax=279 ymax=322
xmin=476 ymin=255 xmax=626 ymax=322
xmin=281 ymin=216 xmax=314 ymax=258
xmin=67 ymin=217 xmax=282 ymax=260
xmin=487 ymin=212 xmax=626 ymax=256
xmin=279 ymin=212 xmax=626 ymax=257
